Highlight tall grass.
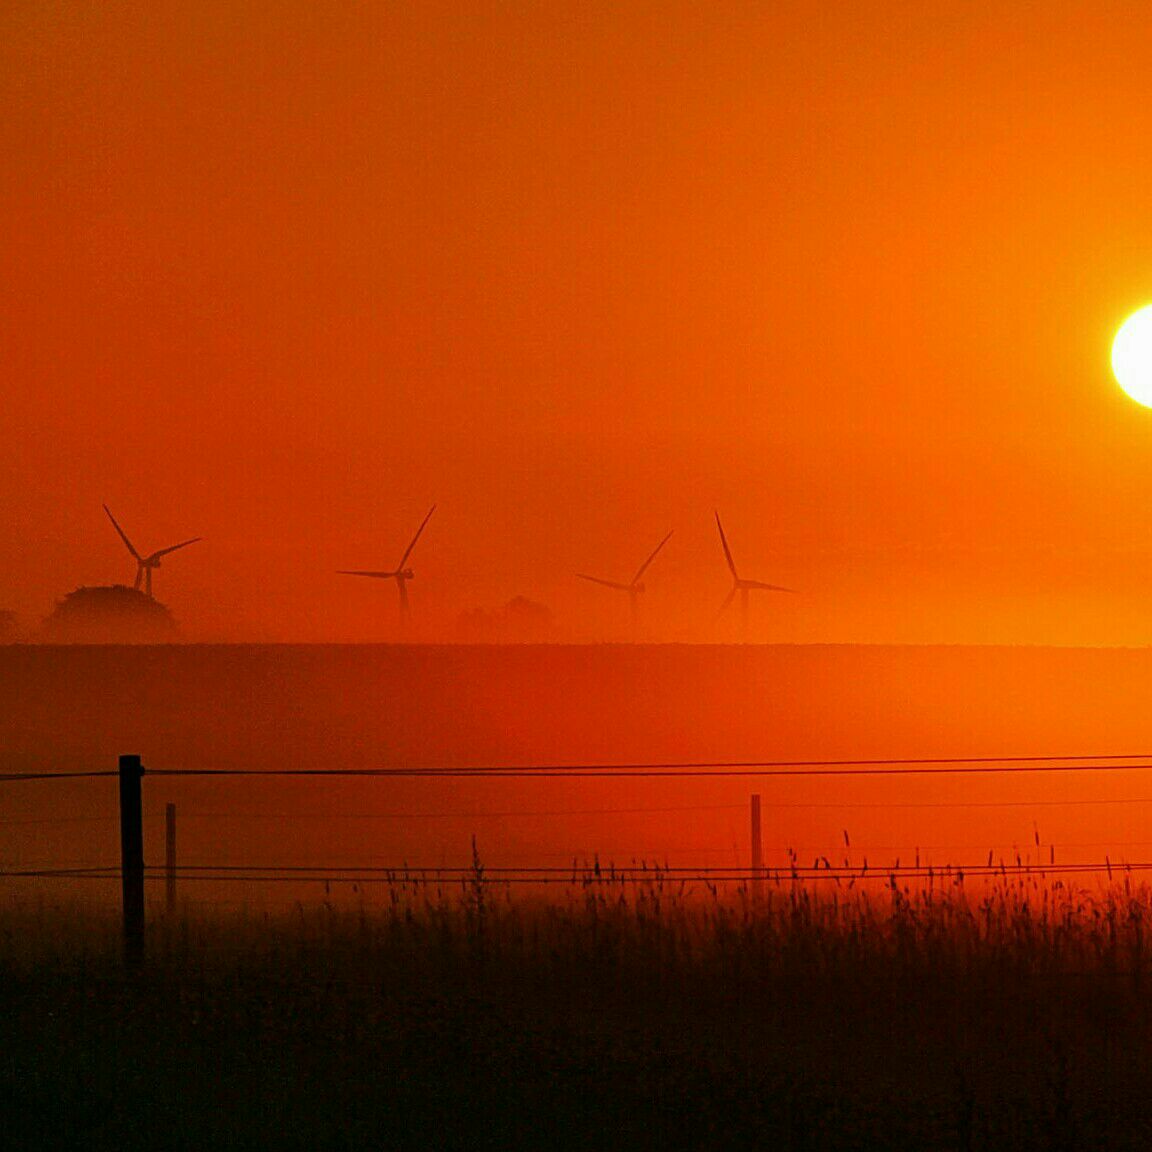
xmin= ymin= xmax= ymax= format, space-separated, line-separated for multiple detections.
xmin=7 ymin=868 xmax=1152 ymax=1150
xmin=4 ymin=864 xmax=1152 ymax=988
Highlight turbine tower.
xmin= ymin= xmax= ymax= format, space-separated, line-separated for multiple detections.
xmin=338 ymin=505 xmax=436 ymax=628
xmin=577 ymin=530 xmax=673 ymax=637
xmin=103 ymin=505 xmax=202 ymax=599
xmin=715 ymin=512 xmax=794 ymax=641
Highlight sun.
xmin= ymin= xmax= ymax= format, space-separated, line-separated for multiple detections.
xmin=1112 ymin=305 xmax=1152 ymax=408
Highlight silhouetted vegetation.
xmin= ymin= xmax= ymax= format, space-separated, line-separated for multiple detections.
xmin=5 ymin=873 xmax=1152 ymax=1150
xmin=36 ymin=585 xmax=178 ymax=644
xmin=455 ymin=596 xmax=555 ymax=643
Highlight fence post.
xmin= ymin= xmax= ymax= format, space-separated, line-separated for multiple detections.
xmin=751 ymin=793 xmax=763 ymax=895
xmin=165 ymin=802 xmax=177 ymax=915
xmin=118 ymin=754 xmax=145 ymax=969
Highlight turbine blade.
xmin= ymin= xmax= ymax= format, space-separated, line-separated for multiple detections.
xmin=631 ymin=530 xmax=674 ymax=586
xmin=397 ymin=504 xmax=436 ymax=570
xmin=149 ymin=537 xmax=202 ymax=561
xmin=715 ymin=512 xmax=738 ymax=580
xmin=714 ymin=585 xmax=738 ymax=620
xmin=337 ymin=570 xmax=398 ymax=578
xmin=577 ymin=574 xmax=631 ymax=592
xmin=103 ymin=505 xmax=140 ymax=560
xmin=743 ymin=580 xmax=796 ymax=593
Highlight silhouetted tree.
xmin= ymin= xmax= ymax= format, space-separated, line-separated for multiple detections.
xmin=37 ymin=585 xmax=179 ymax=644
xmin=455 ymin=596 xmax=554 ymax=643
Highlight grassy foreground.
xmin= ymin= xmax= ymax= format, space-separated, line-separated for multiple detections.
xmin=4 ymin=874 xmax=1152 ymax=1151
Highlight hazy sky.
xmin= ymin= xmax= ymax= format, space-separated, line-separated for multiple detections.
xmin=5 ymin=2 xmax=1152 ymax=643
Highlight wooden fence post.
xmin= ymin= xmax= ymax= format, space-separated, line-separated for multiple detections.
xmin=165 ymin=802 xmax=176 ymax=914
xmin=118 ymin=755 xmax=145 ymax=969
xmin=751 ymin=793 xmax=763 ymax=894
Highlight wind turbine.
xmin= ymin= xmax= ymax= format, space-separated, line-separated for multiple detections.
xmin=338 ymin=505 xmax=436 ymax=627
xmin=715 ymin=512 xmax=794 ymax=641
xmin=577 ymin=530 xmax=673 ymax=636
xmin=103 ymin=505 xmax=202 ymax=599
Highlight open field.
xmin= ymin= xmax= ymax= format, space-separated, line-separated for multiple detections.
xmin=6 ymin=644 xmax=1152 ymax=1147
xmin=5 ymin=873 xmax=1152 ymax=1150
xmin=7 ymin=643 xmax=1152 ymax=889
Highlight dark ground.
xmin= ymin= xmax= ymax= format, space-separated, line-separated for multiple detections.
xmin=4 ymin=907 xmax=1152 ymax=1152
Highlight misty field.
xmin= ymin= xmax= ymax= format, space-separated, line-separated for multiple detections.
xmin=5 ymin=873 xmax=1152 ymax=1151
xmin=9 ymin=644 xmax=1152 ymax=1147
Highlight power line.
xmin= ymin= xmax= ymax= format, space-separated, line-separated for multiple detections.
xmin=762 ymin=797 xmax=1152 ymax=809
xmin=180 ymin=804 xmax=746 ymax=821
xmin=153 ymin=752 xmax=1152 ymax=770
xmin=0 ymin=816 xmax=116 ymax=827
xmin=8 ymin=795 xmax=1152 ymax=824
xmin=154 ymin=764 xmax=1152 ymax=778
xmin=0 ymin=866 xmax=119 ymax=878
xmin=169 ymin=796 xmax=1152 ymax=817
xmin=4 ymin=859 xmax=1150 ymax=885
xmin=147 ymin=754 xmax=1152 ymax=778
xmin=3 ymin=862 xmax=1143 ymax=884
xmin=112 ymin=861 xmax=1152 ymax=876
xmin=0 ymin=771 xmax=117 ymax=783
xmin=8 ymin=754 xmax=1152 ymax=784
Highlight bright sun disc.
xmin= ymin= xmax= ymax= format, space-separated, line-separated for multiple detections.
xmin=1112 ymin=305 xmax=1152 ymax=408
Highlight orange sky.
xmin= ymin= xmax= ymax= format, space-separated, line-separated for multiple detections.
xmin=5 ymin=2 xmax=1152 ymax=643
